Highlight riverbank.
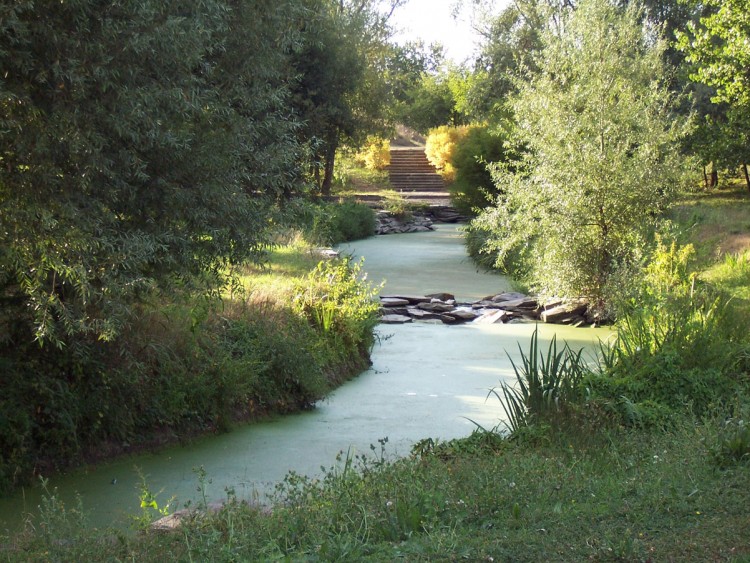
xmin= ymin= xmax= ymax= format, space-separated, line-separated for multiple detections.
xmin=8 ymin=416 xmax=746 ymax=561
xmin=0 ymin=235 xmax=380 ymax=500
xmin=3 ymin=188 xmax=749 ymax=559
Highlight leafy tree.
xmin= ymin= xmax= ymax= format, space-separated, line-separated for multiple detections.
xmin=449 ymin=124 xmax=518 ymax=214
xmin=677 ymin=0 xmax=750 ymax=189
xmin=0 ymin=1 xmax=303 ymax=346
xmin=292 ymin=0 xmax=403 ymax=196
xmin=466 ymin=0 xmax=546 ymax=122
xmin=472 ymin=0 xmax=689 ymax=309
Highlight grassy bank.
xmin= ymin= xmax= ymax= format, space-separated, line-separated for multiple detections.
xmin=3 ymin=188 xmax=750 ymax=561
xmin=7 ymin=417 xmax=747 ymax=561
xmin=0 ymin=200 xmax=380 ymax=497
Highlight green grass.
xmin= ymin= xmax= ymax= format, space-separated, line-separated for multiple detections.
xmin=5 ymin=419 xmax=749 ymax=561
xmin=669 ymin=185 xmax=750 ymax=270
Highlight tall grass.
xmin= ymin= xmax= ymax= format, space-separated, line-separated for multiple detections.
xmin=491 ymin=328 xmax=587 ymax=435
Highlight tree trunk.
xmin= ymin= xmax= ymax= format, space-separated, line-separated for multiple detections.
xmin=320 ymin=135 xmax=338 ymax=197
xmin=703 ymin=165 xmax=709 ymax=190
xmin=709 ymin=168 xmax=719 ymax=188
xmin=742 ymin=163 xmax=750 ymax=192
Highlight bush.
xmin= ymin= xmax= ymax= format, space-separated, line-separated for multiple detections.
xmin=424 ymin=125 xmax=470 ymax=182
xmin=0 ymin=256 xmax=382 ymax=495
xmin=330 ymin=201 xmax=377 ymax=243
xmin=292 ymin=257 xmax=382 ymax=366
xmin=277 ymin=199 xmax=376 ymax=246
xmin=588 ymin=237 xmax=750 ymax=425
xmin=354 ymin=136 xmax=391 ymax=170
xmin=449 ymin=125 xmax=516 ymax=214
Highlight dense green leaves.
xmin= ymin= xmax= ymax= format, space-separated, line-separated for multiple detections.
xmin=677 ymin=0 xmax=750 ymax=188
xmin=0 ymin=1 xmax=303 ymax=346
xmin=292 ymin=0 xmax=401 ymax=195
xmin=472 ymin=0 xmax=689 ymax=307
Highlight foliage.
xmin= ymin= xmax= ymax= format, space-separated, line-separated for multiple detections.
xmin=272 ymin=199 xmax=376 ymax=246
xmin=292 ymin=257 xmax=382 ymax=359
xmin=491 ymin=327 xmax=587 ymax=436
xmin=449 ymin=124 xmax=518 ymax=214
xmin=677 ymin=0 xmax=750 ymax=110
xmin=7 ymin=417 xmax=750 ymax=560
xmin=0 ymin=1 xmax=304 ymax=348
xmin=710 ymin=404 xmax=750 ymax=468
xmin=589 ymin=236 xmax=749 ymax=424
xmin=424 ymin=125 xmax=471 ymax=181
xmin=329 ymin=202 xmax=377 ymax=243
xmin=393 ymin=67 xmax=472 ymax=133
xmin=677 ymin=0 xmax=750 ymax=190
xmin=354 ymin=136 xmax=391 ymax=170
xmin=380 ymin=190 xmax=415 ymax=221
xmin=291 ymin=0 xmax=401 ymax=195
xmin=0 ymin=243 xmax=380 ymax=494
xmin=472 ymin=0 xmax=689 ymax=306
xmin=466 ymin=0 xmax=546 ymax=122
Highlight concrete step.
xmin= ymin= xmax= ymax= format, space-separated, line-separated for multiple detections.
xmin=388 ymin=147 xmax=447 ymax=193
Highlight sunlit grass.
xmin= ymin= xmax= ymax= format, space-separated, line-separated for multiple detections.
xmin=670 ymin=185 xmax=750 ymax=269
xmin=236 ymin=241 xmax=326 ymax=298
xmin=703 ymin=250 xmax=750 ymax=302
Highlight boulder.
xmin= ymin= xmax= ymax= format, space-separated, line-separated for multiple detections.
xmin=380 ymin=297 xmax=410 ymax=307
xmin=540 ymin=300 xmax=588 ymax=323
xmin=495 ymin=296 xmax=539 ymax=310
xmin=425 ymin=292 xmax=455 ymax=301
xmin=486 ymin=292 xmax=529 ymax=302
xmin=444 ymin=309 xmax=480 ymax=322
xmin=381 ymin=306 xmax=409 ymax=316
xmin=473 ymin=310 xmax=510 ymax=324
xmin=417 ymin=302 xmax=456 ymax=313
xmin=406 ymin=308 xmax=443 ymax=320
xmin=440 ymin=314 xmax=463 ymax=325
xmin=381 ymin=294 xmax=431 ymax=305
xmin=380 ymin=314 xmax=413 ymax=324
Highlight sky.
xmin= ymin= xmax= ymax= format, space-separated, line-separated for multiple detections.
xmin=388 ymin=0 xmax=482 ymax=64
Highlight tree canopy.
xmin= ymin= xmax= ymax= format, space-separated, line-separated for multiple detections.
xmin=473 ymin=0 xmax=689 ymax=308
xmin=0 ymin=1 xmax=305 ymax=346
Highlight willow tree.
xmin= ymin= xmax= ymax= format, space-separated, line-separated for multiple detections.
xmin=474 ymin=0 xmax=689 ymax=309
xmin=0 ymin=1 xmax=303 ymax=347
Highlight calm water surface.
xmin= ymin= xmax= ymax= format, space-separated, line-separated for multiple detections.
xmin=0 ymin=225 xmax=609 ymax=532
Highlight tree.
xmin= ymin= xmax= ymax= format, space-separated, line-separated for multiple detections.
xmin=449 ymin=124 xmax=519 ymax=214
xmin=677 ymin=0 xmax=750 ymax=189
xmin=0 ymin=1 xmax=303 ymax=346
xmin=292 ymin=0 xmax=403 ymax=196
xmin=473 ymin=0 xmax=689 ymax=308
xmin=466 ymin=0 xmax=547 ymax=122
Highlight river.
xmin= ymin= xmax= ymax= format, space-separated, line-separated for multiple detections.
xmin=0 ymin=224 xmax=609 ymax=533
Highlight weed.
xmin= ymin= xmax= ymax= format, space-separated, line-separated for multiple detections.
xmin=710 ymin=401 xmax=750 ymax=468
xmin=490 ymin=327 xmax=587 ymax=435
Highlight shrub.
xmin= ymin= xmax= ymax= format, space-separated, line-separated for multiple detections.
xmin=330 ymin=201 xmax=377 ymax=243
xmin=354 ymin=136 xmax=391 ymax=170
xmin=424 ymin=125 xmax=470 ymax=182
xmin=277 ymin=199 xmax=375 ymax=246
xmin=588 ymin=236 xmax=750 ymax=424
xmin=292 ymin=257 xmax=382 ymax=367
xmin=449 ymin=125 xmax=516 ymax=214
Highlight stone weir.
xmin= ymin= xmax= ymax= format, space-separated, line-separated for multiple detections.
xmin=379 ymin=292 xmax=601 ymax=328
xmin=374 ymin=207 xmax=465 ymax=235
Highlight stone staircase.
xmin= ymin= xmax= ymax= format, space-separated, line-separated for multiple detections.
xmin=387 ymin=147 xmax=448 ymax=202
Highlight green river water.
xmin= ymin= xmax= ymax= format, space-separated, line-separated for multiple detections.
xmin=0 ymin=224 xmax=611 ymax=533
